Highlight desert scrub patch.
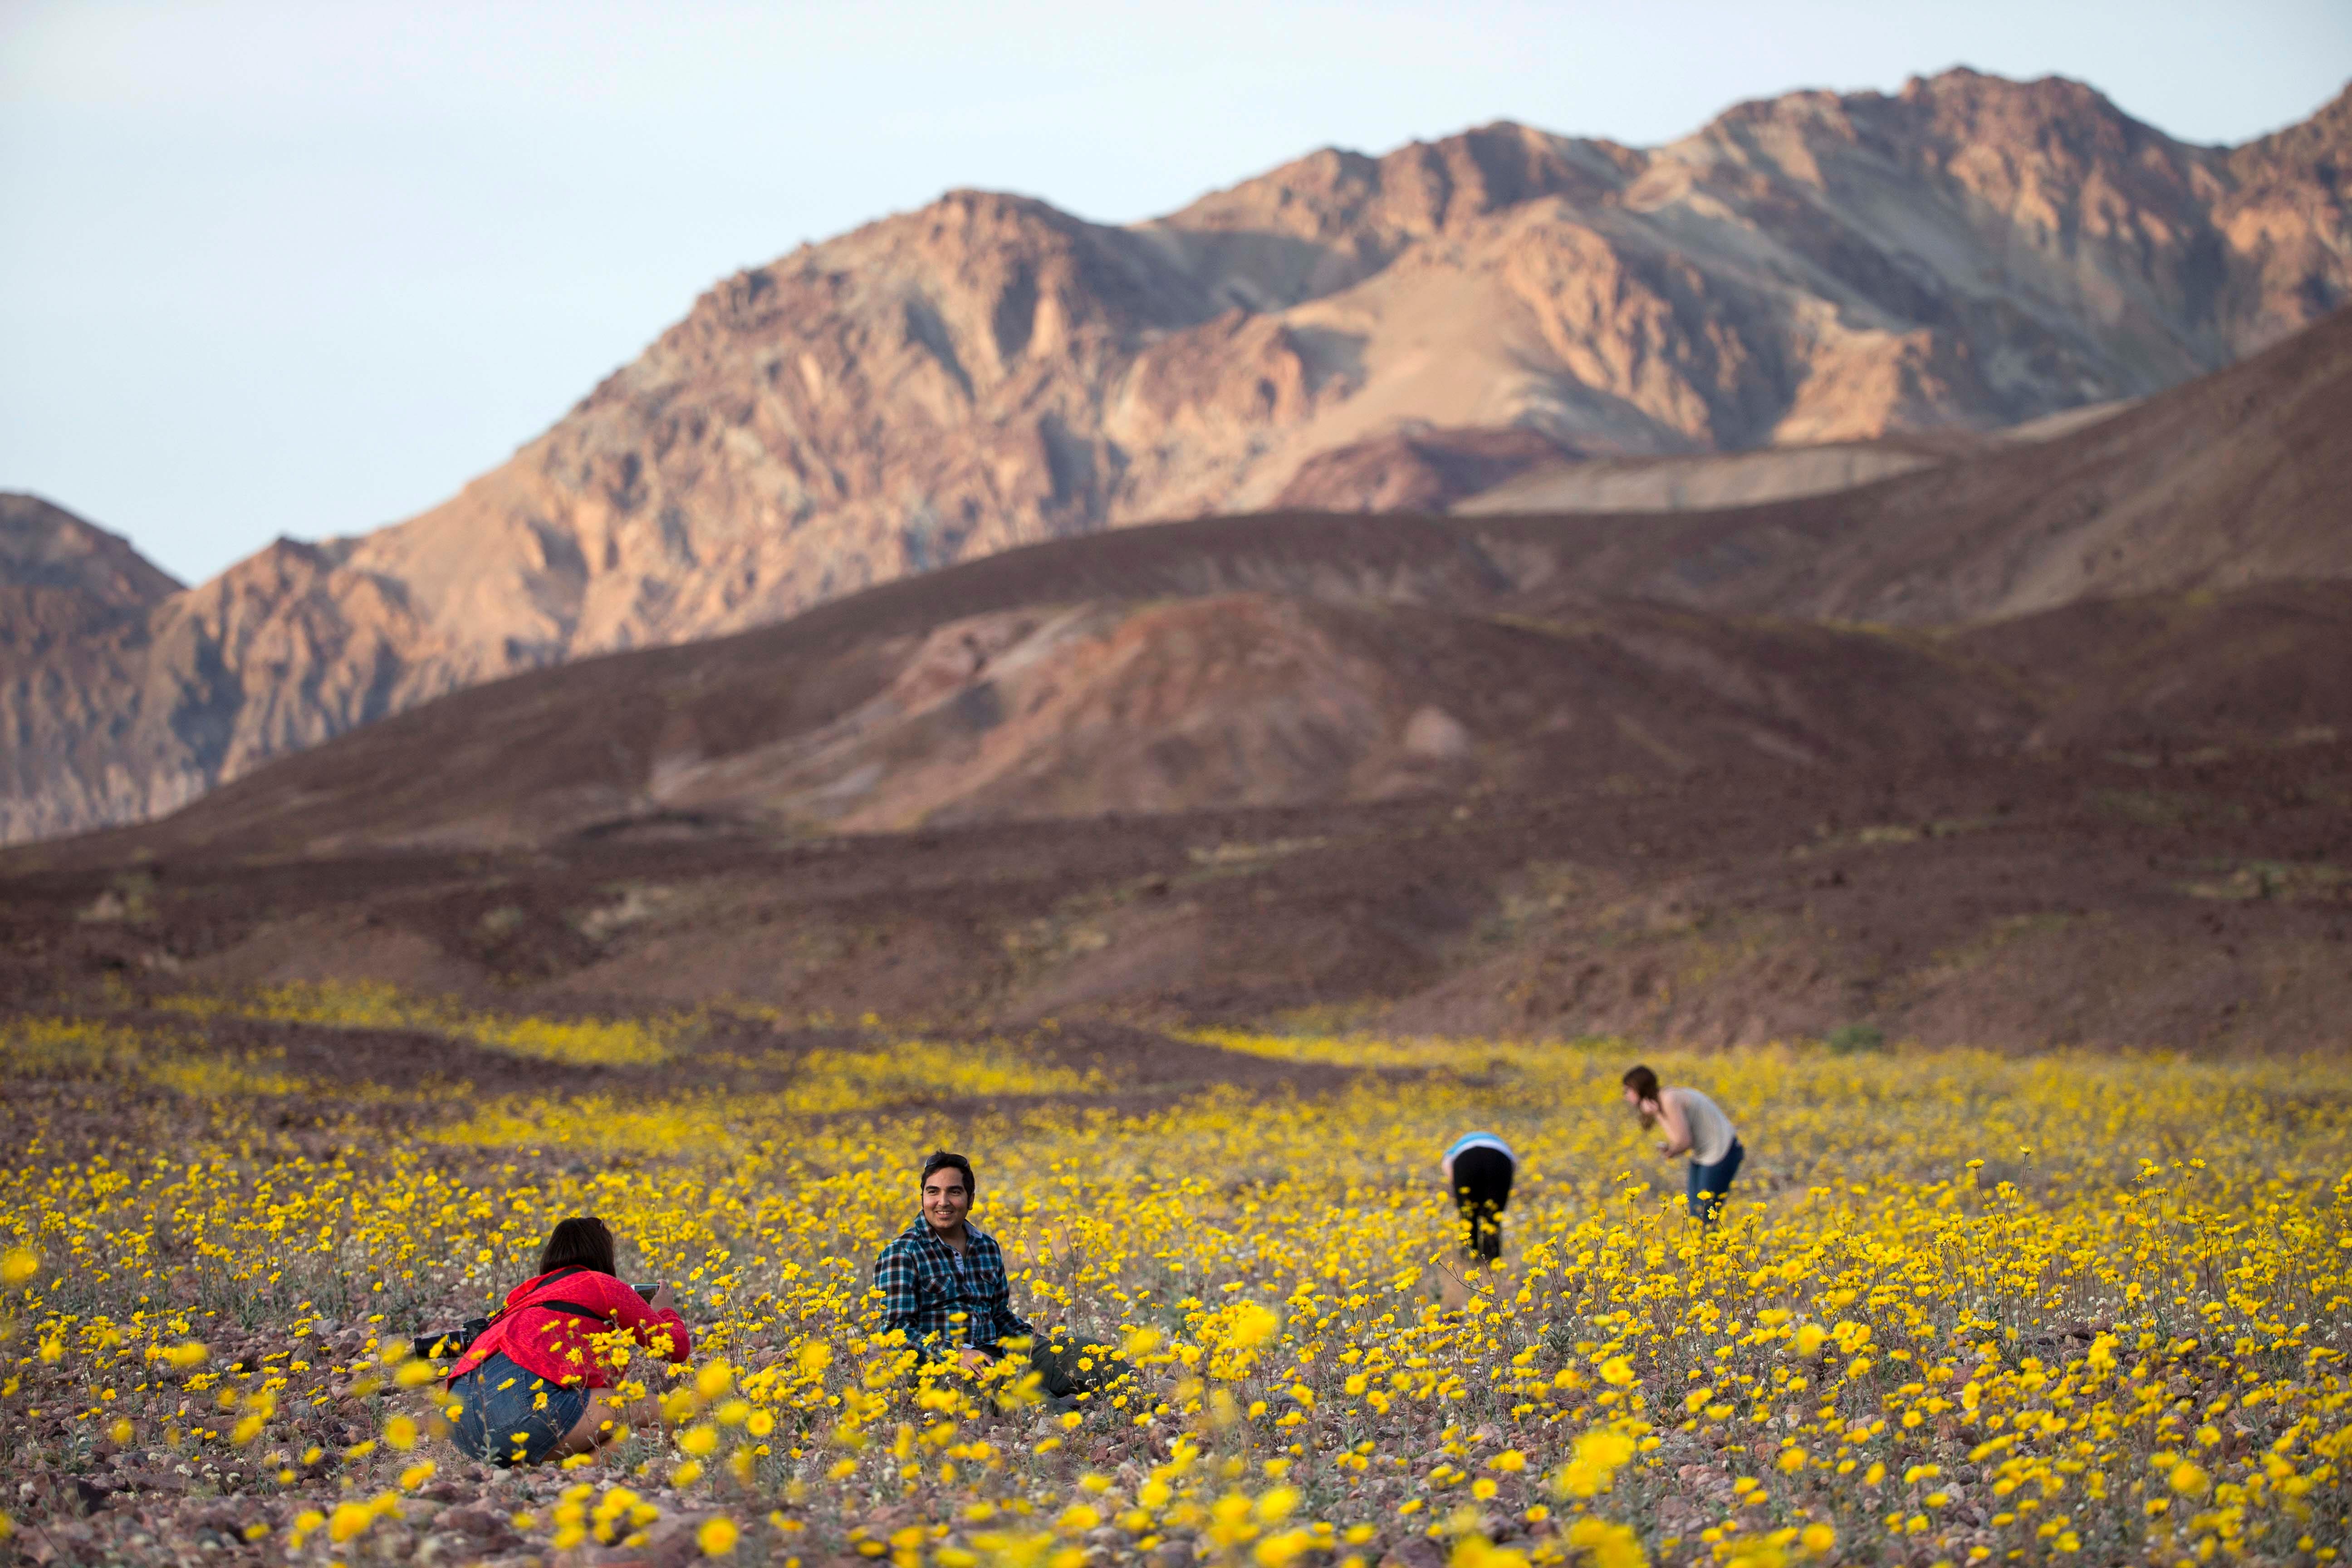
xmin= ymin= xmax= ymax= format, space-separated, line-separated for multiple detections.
xmin=999 ymin=908 xmax=1114 ymax=976
xmin=1918 ymin=911 xmax=2098 ymax=982
xmin=2177 ymin=859 xmax=2347 ymax=902
xmin=2087 ymin=786 xmax=2247 ymax=829
xmin=433 ymin=1046 xmax=1104 ymax=1153
xmin=145 ymin=1055 xmax=311 ymax=1101
xmin=573 ymin=882 xmax=677 ymax=941
xmin=0 ymin=1016 xmax=150 ymax=1075
xmin=75 ymin=869 xmax=159 ymax=924
xmin=1256 ymin=998 xmax=1405 ymax=1037
xmin=156 ymin=981 xmax=692 ymax=1066
xmin=1471 ymin=861 xmax=1600 ymax=946
xmin=1184 ymin=836 xmax=1329 ymax=871
xmin=475 ymin=902 xmax=526 ymax=939
xmin=1787 ymin=817 xmax=1999 ymax=859
xmin=1666 ymin=912 xmax=1787 ymax=993
xmin=1823 ymin=1023 xmax=1886 ymax=1055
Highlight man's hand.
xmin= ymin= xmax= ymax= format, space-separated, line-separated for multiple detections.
xmin=649 ymin=1283 xmax=678 ymax=1315
xmin=959 ymin=1348 xmax=992 ymax=1373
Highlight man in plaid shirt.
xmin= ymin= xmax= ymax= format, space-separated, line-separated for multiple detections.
xmin=872 ymin=1151 xmax=1034 ymax=1367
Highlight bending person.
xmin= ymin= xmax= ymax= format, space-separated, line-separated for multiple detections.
xmin=874 ymin=1150 xmax=1125 ymax=1409
xmin=1442 ymin=1131 xmax=1516 ymax=1262
xmin=1622 ymin=1065 xmax=1744 ymax=1225
xmin=444 ymin=1216 xmax=692 ymax=1467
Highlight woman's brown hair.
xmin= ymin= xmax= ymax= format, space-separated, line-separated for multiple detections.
xmin=1622 ymin=1065 xmax=1662 ymax=1127
xmin=538 ymin=1215 xmax=617 ymax=1277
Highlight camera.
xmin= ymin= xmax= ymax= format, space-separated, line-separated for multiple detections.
xmin=411 ymin=1284 xmax=662 ymax=1360
xmin=411 ymin=1317 xmax=491 ymax=1362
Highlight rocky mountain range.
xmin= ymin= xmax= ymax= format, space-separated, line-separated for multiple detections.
xmin=16 ymin=300 xmax=2338 ymax=863
xmin=5 ymin=67 xmax=2350 ymax=845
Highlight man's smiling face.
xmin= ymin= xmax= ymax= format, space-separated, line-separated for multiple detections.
xmin=922 ymin=1166 xmax=972 ymax=1235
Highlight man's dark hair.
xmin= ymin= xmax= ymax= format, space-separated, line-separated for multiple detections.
xmin=538 ymin=1215 xmax=617 ymax=1276
xmin=921 ymin=1150 xmax=975 ymax=1194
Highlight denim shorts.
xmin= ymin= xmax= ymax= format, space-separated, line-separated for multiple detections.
xmin=448 ymin=1351 xmax=590 ymax=1468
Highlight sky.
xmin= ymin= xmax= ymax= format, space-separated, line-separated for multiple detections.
xmin=3 ymin=1 xmax=2347 ymax=587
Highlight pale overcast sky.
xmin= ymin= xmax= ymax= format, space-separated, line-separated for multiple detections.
xmin=3 ymin=0 xmax=2347 ymax=585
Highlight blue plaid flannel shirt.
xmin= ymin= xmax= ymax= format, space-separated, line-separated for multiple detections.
xmin=872 ymin=1215 xmax=1031 ymax=1359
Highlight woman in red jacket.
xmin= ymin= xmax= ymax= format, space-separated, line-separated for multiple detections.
xmin=446 ymin=1216 xmax=693 ymax=1467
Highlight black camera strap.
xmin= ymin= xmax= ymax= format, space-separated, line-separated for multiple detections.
xmin=482 ymin=1266 xmax=623 ymax=1333
xmin=415 ymin=1266 xmax=626 ymax=1361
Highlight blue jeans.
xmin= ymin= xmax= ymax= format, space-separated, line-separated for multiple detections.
xmin=448 ymin=1352 xmax=590 ymax=1468
xmin=1688 ymin=1139 xmax=1744 ymax=1223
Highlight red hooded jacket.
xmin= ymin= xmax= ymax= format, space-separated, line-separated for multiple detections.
xmin=447 ymin=1269 xmax=691 ymax=1390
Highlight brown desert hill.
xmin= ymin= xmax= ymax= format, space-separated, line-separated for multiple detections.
xmin=39 ymin=588 xmax=2037 ymax=861
xmin=33 ymin=559 xmax=2350 ymax=877
xmin=6 ymin=69 xmax=2352 ymax=845
xmin=3 ymin=682 xmax=2345 ymax=1054
xmin=1472 ymin=299 xmax=2352 ymax=626
xmin=12 ymin=299 xmax=2351 ymax=869
xmin=1960 ymin=583 xmax=2352 ymax=753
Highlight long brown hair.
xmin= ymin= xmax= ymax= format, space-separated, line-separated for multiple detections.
xmin=1622 ymin=1065 xmax=1662 ymax=1128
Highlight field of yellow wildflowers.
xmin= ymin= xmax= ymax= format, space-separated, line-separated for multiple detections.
xmin=2 ymin=989 xmax=2347 ymax=1568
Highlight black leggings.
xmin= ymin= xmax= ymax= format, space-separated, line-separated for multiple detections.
xmin=1451 ymin=1147 xmax=1514 ymax=1260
